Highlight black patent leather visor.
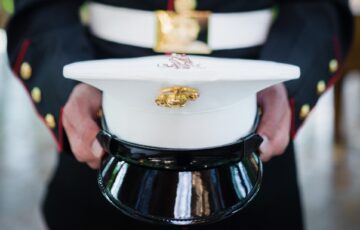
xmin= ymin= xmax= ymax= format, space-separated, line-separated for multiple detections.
xmin=97 ymin=113 xmax=263 ymax=225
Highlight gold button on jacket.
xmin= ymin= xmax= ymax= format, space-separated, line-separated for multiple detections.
xmin=20 ymin=62 xmax=32 ymax=80
xmin=45 ymin=114 xmax=56 ymax=129
xmin=31 ymin=87 xmax=42 ymax=103
xmin=329 ymin=59 xmax=338 ymax=73
xmin=300 ymin=104 xmax=310 ymax=120
xmin=316 ymin=80 xmax=326 ymax=95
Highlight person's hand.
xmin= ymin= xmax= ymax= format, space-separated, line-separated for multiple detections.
xmin=257 ymin=83 xmax=291 ymax=162
xmin=62 ymin=83 xmax=104 ymax=169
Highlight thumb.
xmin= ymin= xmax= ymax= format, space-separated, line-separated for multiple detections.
xmin=258 ymin=135 xmax=272 ymax=162
xmin=91 ymin=138 xmax=104 ymax=159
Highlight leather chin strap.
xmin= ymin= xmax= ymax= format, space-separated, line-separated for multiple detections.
xmin=97 ymin=111 xmax=263 ymax=171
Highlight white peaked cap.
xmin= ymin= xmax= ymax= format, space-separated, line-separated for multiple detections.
xmin=64 ymin=55 xmax=300 ymax=149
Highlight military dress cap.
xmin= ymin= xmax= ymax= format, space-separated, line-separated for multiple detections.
xmin=63 ymin=54 xmax=300 ymax=225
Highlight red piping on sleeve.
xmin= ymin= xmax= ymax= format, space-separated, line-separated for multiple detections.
xmin=333 ymin=35 xmax=342 ymax=63
xmin=11 ymin=39 xmax=62 ymax=152
xmin=328 ymin=35 xmax=344 ymax=88
xmin=58 ymin=107 xmax=65 ymax=152
xmin=289 ymin=97 xmax=297 ymax=139
xmin=327 ymin=70 xmax=343 ymax=89
xmin=288 ymin=36 xmax=343 ymax=139
xmin=13 ymin=39 xmax=30 ymax=74
xmin=167 ymin=0 xmax=175 ymax=11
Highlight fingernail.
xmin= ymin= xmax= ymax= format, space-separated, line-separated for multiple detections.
xmin=91 ymin=140 xmax=103 ymax=159
xmin=260 ymin=154 xmax=269 ymax=162
xmin=259 ymin=135 xmax=269 ymax=162
xmin=259 ymin=135 xmax=269 ymax=152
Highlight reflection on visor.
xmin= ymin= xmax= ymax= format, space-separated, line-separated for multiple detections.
xmin=110 ymin=162 xmax=128 ymax=196
xmin=231 ymin=163 xmax=247 ymax=200
xmin=174 ymin=172 xmax=192 ymax=219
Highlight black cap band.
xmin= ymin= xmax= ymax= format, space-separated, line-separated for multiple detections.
xmin=97 ymin=111 xmax=262 ymax=171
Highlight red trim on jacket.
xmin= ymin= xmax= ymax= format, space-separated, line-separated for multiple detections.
xmin=333 ymin=35 xmax=342 ymax=63
xmin=167 ymin=0 xmax=174 ymax=11
xmin=328 ymin=35 xmax=344 ymax=87
xmin=12 ymin=39 xmax=62 ymax=152
xmin=294 ymin=35 xmax=344 ymax=138
xmin=58 ymin=107 xmax=65 ymax=152
xmin=327 ymin=70 xmax=343 ymax=89
xmin=13 ymin=39 xmax=30 ymax=74
xmin=289 ymin=97 xmax=297 ymax=139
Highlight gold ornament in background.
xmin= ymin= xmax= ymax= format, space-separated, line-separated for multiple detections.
xmin=174 ymin=0 xmax=197 ymax=13
xmin=155 ymin=0 xmax=210 ymax=54
xmin=155 ymin=86 xmax=200 ymax=108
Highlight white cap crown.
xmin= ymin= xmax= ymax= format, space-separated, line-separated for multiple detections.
xmin=64 ymin=55 xmax=300 ymax=149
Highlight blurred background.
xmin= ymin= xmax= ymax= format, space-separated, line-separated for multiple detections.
xmin=1 ymin=1 xmax=360 ymax=229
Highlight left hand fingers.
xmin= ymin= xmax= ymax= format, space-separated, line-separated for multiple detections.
xmin=256 ymin=84 xmax=291 ymax=162
xmin=258 ymin=108 xmax=291 ymax=162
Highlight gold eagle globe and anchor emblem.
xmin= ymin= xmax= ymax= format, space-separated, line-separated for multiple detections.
xmin=155 ymin=86 xmax=200 ymax=108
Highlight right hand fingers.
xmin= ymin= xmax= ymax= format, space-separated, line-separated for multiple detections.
xmin=62 ymin=84 xmax=104 ymax=169
xmin=256 ymin=84 xmax=291 ymax=162
xmin=63 ymin=117 xmax=102 ymax=163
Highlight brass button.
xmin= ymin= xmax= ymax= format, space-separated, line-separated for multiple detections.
xmin=329 ymin=59 xmax=338 ymax=73
xmin=317 ymin=80 xmax=326 ymax=95
xmin=174 ymin=0 xmax=197 ymax=13
xmin=20 ymin=62 xmax=32 ymax=80
xmin=45 ymin=114 xmax=56 ymax=129
xmin=31 ymin=87 xmax=41 ymax=103
xmin=300 ymin=104 xmax=310 ymax=120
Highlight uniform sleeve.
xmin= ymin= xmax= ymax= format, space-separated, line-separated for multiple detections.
xmin=260 ymin=0 xmax=353 ymax=138
xmin=6 ymin=0 xmax=95 ymax=152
